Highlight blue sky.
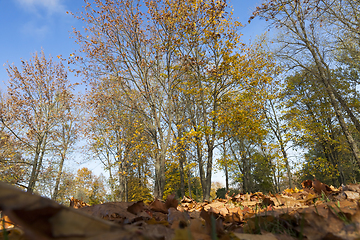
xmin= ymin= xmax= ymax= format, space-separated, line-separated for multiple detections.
xmin=0 ymin=0 xmax=267 ymax=183
xmin=0 ymin=0 xmax=267 ymax=88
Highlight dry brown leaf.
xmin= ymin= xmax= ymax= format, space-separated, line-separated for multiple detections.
xmin=344 ymin=191 xmax=360 ymax=200
xmin=0 ymin=227 xmax=24 ymax=240
xmin=167 ymin=207 xmax=189 ymax=225
xmin=294 ymin=201 xmax=360 ymax=240
xmin=332 ymin=200 xmax=358 ymax=215
xmin=233 ymin=232 xmax=278 ymax=240
xmin=181 ymin=196 xmax=195 ymax=203
xmin=188 ymin=210 xmax=201 ymax=219
xmin=225 ymin=207 xmax=243 ymax=222
xmin=172 ymin=219 xmax=211 ymax=240
xmin=165 ymin=194 xmax=179 ymax=209
xmin=273 ymin=233 xmax=298 ymax=240
xmin=261 ymin=197 xmax=274 ymax=207
xmin=200 ymin=208 xmax=224 ymax=235
xmin=149 ymin=198 xmax=168 ymax=214
xmin=241 ymin=201 xmax=259 ymax=207
xmin=0 ymin=213 xmax=15 ymax=230
xmin=204 ymin=201 xmax=228 ymax=217
xmin=151 ymin=211 xmax=168 ymax=221
xmin=0 ymin=182 xmax=152 ymax=240
xmin=343 ymin=183 xmax=360 ymax=193
xmin=312 ymin=179 xmax=332 ymax=194
xmin=301 ymin=179 xmax=313 ymax=189
xmin=142 ymin=223 xmax=174 ymax=240
xmin=69 ymin=196 xmax=90 ymax=209
xmin=127 ymin=201 xmax=145 ymax=215
xmin=78 ymin=202 xmax=151 ymax=224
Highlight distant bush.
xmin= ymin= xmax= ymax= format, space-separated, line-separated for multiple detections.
xmin=216 ymin=188 xmax=240 ymax=199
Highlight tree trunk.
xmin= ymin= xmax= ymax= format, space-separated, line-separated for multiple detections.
xmin=223 ymin=140 xmax=229 ymax=191
xmin=225 ymin=162 xmax=229 ymax=192
xmin=295 ymin=6 xmax=360 ymax=167
xmin=27 ymin=145 xmax=41 ymax=193
xmin=323 ymin=78 xmax=360 ymax=166
xmin=154 ymin=153 xmax=166 ymax=199
xmin=266 ymin=99 xmax=293 ymax=189
xmin=203 ymin=147 xmax=213 ymax=201
xmin=187 ymin=169 xmax=192 ymax=198
xmin=179 ymin=155 xmax=185 ymax=198
xmin=52 ymin=151 xmax=65 ymax=201
xmin=125 ymin=175 xmax=128 ymax=202
xmin=331 ymin=85 xmax=360 ymax=134
xmin=195 ymin=136 xmax=206 ymax=198
xmin=280 ymin=144 xmax=293 ymax=189
xmin=178 ymin=130 xmax=186 ymax=198
xmin=28 ymin=135 xmax=47 ymax=193
xmin=118 ymin=148 xmax=125 ymax=201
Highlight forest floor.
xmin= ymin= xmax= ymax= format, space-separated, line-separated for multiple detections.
xmin=1 ymin=180 xmax=360 ymax=240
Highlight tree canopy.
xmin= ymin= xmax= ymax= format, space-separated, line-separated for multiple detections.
xmin=1 ymin=0 xmax=360 ymax=203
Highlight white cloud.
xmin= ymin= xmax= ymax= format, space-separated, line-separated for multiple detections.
xmin=21 ymin=21 xmax=49 ymax=39
xmin=15 ymin=0 xmax=66 ymax=15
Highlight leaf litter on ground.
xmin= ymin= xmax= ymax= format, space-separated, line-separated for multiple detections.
xmin=1 ymin=179 xmax=360 ymax=240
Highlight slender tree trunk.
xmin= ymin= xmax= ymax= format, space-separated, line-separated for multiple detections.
xmin=195 ymin=136 xmax=206 ymax=198
xmin=204 ymin=146 xmax=213 ymax=201
xmin=153 ymin=101 xmax=172 ymax=199
xmin=329 ymin=147 xmax=345 ymax=185
xmin=295 ymin=7 xmax=360 ymax=166
xmin=242 ymin=156 xmax=249 ymax=193
xmin=266 ymin=99 xmax=293 ymax=189
xmin=187 ymin=169 xmax=192 ymax=198
xmin=280 ymin=143 xmax=293 ymax=189
xmin=106 ymin=149 xmax=116 ymax=201
xmin=52 ymin=151 xmax=66 ymax=201
xmin=27 ymin=145 xmax=41 ymax=193
xmin=178 ymin=130 xmax=186 ymax=197
xmin=195 ymin=177 xmax=199 ymax=201
xmin=225 ymin=162 xmax=229 ymax=192
xmin=118 ymin=148 xmax=125 ymax=201
xmin=322 ymin=78 xmax=360 ymax=166
xmin=154 ymin=153 xmax=166 ymax=199
xmin=331 ymin=86 xmax=360 ymax=134
xmin=125 ymin=175 xmax=128 ymax=202
xmin=223 ymin=140 xmax=229 ymax=191
xmin=28 ymin=134 xmax=47 ymax=193
xmin=179 ymin=155 xmax=185 ymax=198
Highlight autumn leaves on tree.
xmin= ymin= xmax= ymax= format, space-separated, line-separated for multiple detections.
xmin=69 ymin=0 xmax=274 ymax=200
xmin=1 ymin=0 xmax=360 ymax=202
xmin=0 ymin=52 xmax=78 ymax=194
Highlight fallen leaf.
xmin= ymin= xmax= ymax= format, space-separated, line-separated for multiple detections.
xmin=69 ymin=197 xmax=90 ymax=209
xmin=127 ymin=201 xmax=145 ymax=215
xmin=312 ymin=179 xmax=332 ymax=194
xmin=0 ymin=213 xmax=15 ymax=230
xmin=0 ymin=182 xmax=151 ymax=240
xmin=165 ymin=194 xmax=179 ymax=209
xmin=78 ymin=202 xmax=150 ymax=224
xmin=225 ymin=207 xmax=242 ymax=222
xmin=233 ymin=232 xmax=278 ymax=240
xmin=149 ymin=198 xmax=168 ymax=214
xmin=343 ymin=183 xmax=360 ymax=193
xmin=261 ymin=197 xmax=274 ymax=207
xmin=344 ymin=191 xmax=360 ymax=201
xmin=200 ymin=208 xmax=224 ymax=235
xmin=168 ymin=207 xmax=190 ymax=225
xmin=301 ymin=180 xmax=313 ymax=189
xmin=0 ymin=227 xmax=24 ymax=240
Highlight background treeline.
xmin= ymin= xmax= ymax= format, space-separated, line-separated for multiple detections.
xmin=1 ymin=0 xmax=360 ymax=203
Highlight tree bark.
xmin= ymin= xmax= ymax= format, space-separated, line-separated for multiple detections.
xmin=28 ymin=134 xmax=47 ymax=193
xmin=52 ymin=151 xmax=66 ymax=201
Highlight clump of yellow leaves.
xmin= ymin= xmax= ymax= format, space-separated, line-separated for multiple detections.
xmin=282 ymin=187 xmax=302 ymax=194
